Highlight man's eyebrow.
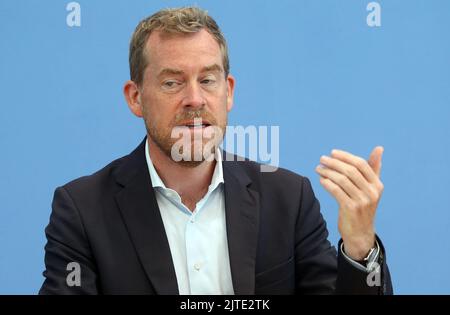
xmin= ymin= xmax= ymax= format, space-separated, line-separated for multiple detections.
xmin=157 ymin=68 xmax=184 ymax=78
xmin=201 ymin=64 xmax=223 ymax=73
xmin=157 ymin=64 xmax=223 ymax=78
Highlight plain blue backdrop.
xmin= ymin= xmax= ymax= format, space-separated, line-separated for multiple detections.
xmin=1 ymin=0 xmax=449 ymax=294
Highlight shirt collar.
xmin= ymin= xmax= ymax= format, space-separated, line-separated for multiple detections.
xmin=145 ymin=139 xmax=224 ymax=192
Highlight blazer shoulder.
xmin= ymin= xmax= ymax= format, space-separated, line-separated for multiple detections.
xmin=59 ymin=154 xmax=129 ymax=199
xmin=242 ymin=158 xmax=305 ymax=182
xmin=231 ymin=159 xmax=318 ymax=220
xmin=228 ymin=156 xmax=308 ymax=194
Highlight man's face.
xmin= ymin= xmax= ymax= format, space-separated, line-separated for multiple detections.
xmin=138 ymin=29 xmax=234 ymax=166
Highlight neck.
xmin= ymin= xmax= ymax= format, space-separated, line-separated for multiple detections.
xmin=147 ymin=137 xmax=216 ymax=210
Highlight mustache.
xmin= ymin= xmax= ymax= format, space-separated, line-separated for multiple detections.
xmin=172 ymin=109 xmax=217 ymax=126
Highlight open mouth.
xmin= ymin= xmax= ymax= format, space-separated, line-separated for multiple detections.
xmin=179 ymin=120 xmax=212 ymax=129
xmin=185 ymin=123 xmax=211 ymax=129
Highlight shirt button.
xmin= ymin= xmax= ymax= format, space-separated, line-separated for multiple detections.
xmin=194 ymin=263 xmax=201 ymax=271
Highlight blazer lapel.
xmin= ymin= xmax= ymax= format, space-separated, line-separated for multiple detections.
xmin=223 ymin=157 xmax=260 ymax=295
xmin=114 ymin=138 xmax=179 ymax=294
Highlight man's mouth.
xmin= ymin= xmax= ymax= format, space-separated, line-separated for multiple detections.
xmin=179 ymin=120 xmax=211 ymax=129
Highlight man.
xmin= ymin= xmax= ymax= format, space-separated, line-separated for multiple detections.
xmin=40 ymin=7 xmax=393 ymax=295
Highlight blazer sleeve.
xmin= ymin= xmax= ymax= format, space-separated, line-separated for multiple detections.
xmin=294 ymin=177 xmax=393 ymax=294
xmin=39 ymin=187 xmax=99 ymax=294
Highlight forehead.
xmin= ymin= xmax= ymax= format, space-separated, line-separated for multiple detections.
xmin=144 ymin=29 xmax=223 ymax=73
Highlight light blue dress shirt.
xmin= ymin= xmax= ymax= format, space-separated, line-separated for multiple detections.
xmin=145 ymin=140 xmax=234 ymax=295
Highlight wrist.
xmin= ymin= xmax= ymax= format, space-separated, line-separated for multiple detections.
xmin=342 ymin=234 xmax=376 ymax=261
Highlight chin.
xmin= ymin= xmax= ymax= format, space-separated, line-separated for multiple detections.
xmin=175 ymin=160 xmax=205 ymax=168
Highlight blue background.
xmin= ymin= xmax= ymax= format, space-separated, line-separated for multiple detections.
xmin=1 ymin=0 xmax=449 ymax=294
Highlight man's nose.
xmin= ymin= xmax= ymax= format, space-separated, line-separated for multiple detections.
xmin=182 ymin=81 xmax=206 ymax=109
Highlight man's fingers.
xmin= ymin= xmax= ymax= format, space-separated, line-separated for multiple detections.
xmin=368 ymin=146 xmax=384 ymax=177
xmin=330 ymin=149 xmax=378 ymax=183
xmin=315 ymin=165 xmax=360 ymax=199
xmin=319 ymin=155 xmax=369 ymax=193
xmin=318 ymin=176 xmax=352 ymax=206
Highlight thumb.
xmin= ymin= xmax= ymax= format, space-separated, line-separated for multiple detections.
xmin=368 ymin=146 xmax=384 ymax=177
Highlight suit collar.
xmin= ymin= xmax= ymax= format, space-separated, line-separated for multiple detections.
xmin=113 ymin=137 xmax=260 ymax=295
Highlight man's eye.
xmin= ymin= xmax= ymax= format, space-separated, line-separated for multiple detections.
xmin=162 ymin=81 xmax=180 ymax=88
xmin=201 ymin=79 xmax=216 ymax=85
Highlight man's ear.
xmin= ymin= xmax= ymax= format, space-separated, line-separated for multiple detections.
xmin=226 ymin=74 xmax=235 ymax=112
xmin=123 ymin=80 xmax=143 ymax=117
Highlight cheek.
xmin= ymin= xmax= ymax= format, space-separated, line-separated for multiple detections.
xmin=142 ymin=93 xmax=179 ymax=126
xmin=212 ymin=101 xmax=229 ymax=124
xmin=216 ymin=86 xmax=232 ymax=111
